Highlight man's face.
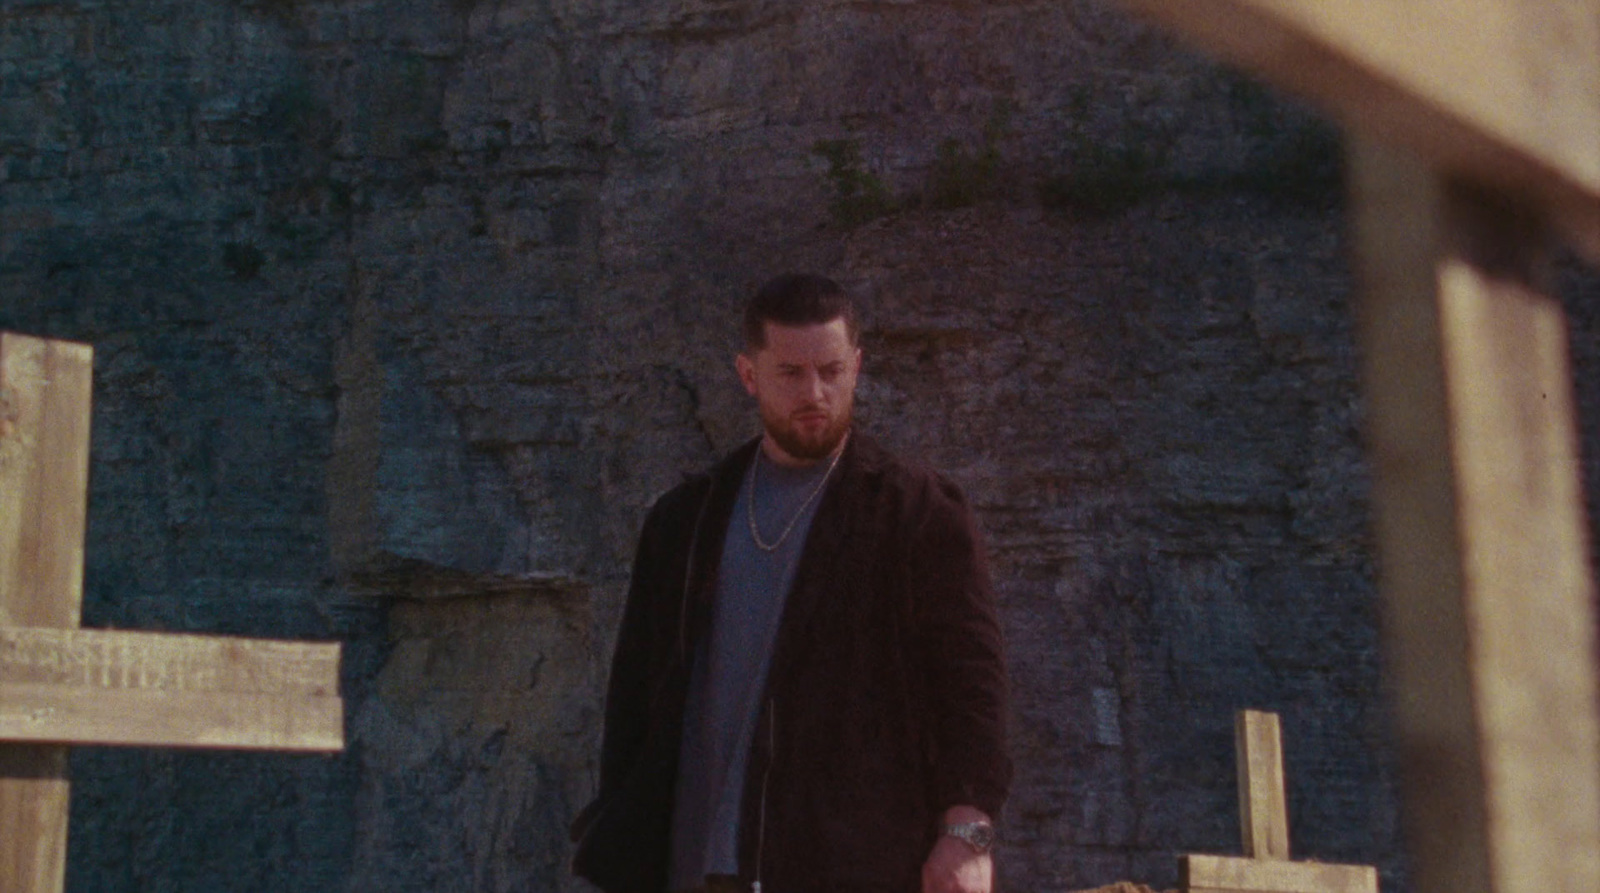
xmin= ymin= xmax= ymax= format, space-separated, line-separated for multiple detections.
xmin=736 ymin=318 xmax=862 ymax=465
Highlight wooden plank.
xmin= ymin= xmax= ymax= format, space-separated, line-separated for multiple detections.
xmin=0 ymin=332 xmax=93 ymax=628
xmin=0 ymin=333 xmax=92 ymax=893
xmin=0 ymin=627 xmax=344 ymax=751
xmin=1183 ymin=854 xmax=1377 ymax=893
xmin=0 ymin=748 xmax=66 ymax=893
xmin=0 ymin=627 xmax=340 ymax=696
xmin=1112 ymin=0 xmax=1600 ymax=258
xmin=1349 ymin=137 xmax=1600 ymax=893
xmin=0 ymin=683 xmax=343 ymax=752
xmin=1236 ymin=710 xmax=1289 ymax=860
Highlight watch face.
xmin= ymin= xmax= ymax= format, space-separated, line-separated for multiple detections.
xmin=947 ymin=822 xmax=995 ymax=852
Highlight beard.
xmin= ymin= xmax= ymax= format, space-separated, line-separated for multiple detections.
xmin=760 ymin=399 xmax=853 ymax=463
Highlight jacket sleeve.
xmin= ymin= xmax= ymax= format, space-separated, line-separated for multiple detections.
xmin=572 ymin=495 xmax=673 ymax=842
xmin=905 ymin=474 xmax=1012 ymax=820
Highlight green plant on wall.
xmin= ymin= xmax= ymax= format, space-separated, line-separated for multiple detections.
xmin=1222 ymin=69 xmax=1342 ymax=205
xmin=1040 ymin=87 xmax=1176 ymax=218
xmin=1039 ymin=137 xmax=1167 ymax=217
xmin=927 ymin=99 xmax=1011 ymax=209
xmin=927 ymin=138 xmax=995 ymax=210
xmin=812 ymin=139 xmax=895 ymax=227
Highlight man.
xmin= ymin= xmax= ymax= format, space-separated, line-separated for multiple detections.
xmin=571 ymin=273 xmax=1011 ymax=893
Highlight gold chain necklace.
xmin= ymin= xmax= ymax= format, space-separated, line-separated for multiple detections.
xmin=746 ymin=434 xmax=847 ymax=552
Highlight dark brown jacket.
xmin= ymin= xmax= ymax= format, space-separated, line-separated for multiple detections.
xmin=571 ymin=433 xmax=1011 ymax=893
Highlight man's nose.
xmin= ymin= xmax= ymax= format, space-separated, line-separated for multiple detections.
xmin=803 ymin=372 xmax=825 ymax=401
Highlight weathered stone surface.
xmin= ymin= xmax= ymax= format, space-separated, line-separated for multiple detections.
xmin=835 ymin=202 xmax=1390 ymax=891
xmin=6 ymin=0 xmax=1582 ymax=891
xmin=347 ymin=585 xmax=594 ymax=893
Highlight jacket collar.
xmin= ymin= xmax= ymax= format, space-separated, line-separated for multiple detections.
xmin=683 ymin=429 xmax=887 ymax=661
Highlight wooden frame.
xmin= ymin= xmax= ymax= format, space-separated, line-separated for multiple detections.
xmin=1112 ymin=4 xmax=1600 ymax=893
xmin=0 ymin=333 xmax=344 ymax=893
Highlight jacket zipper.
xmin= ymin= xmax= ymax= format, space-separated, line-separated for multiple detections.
xmin=753 ymin=698 xmax=776 ymax=893
xmin=679 ymin=480 xmax=713 ymax=661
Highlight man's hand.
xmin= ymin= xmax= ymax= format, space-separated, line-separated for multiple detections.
xmin=922 ymin=806 xmax=993 ymax=893
xmin=921 ymin=834 xmax=992 ymax=893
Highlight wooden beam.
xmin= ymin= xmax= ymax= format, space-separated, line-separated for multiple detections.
xmin=0 ymin=627 xmax=341 ymax=697
xmin=1183 ymin=854 xmax=1378 ymax=893
xmin=1350 ymin=137 xmax=1600 ymax=893
xmin=0 ymin=627 xmax=343 ymax=751
xmin=0 ymin=334 xmax=91 ymax=893
xmin=1 ymin=331 xmax=348 ymax=891
xmin=0 ymin=628 xmax=342 ymax=751
xmin=0 ymin=683 xmax=342 ymax=752
xmin=1236 ymin=710 xmax=1289 ymax=860
xmin=0 ymin=333 xmax=92 ymax=628
xmin=1112 ymin=0 xmax=1600 ymax=258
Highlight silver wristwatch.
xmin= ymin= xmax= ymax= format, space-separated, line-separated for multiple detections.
xmin=942 ymin=820 xmax=996 ymax=854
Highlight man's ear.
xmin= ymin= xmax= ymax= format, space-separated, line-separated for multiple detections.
xmin=736 ymin=352 xmax=759 ymax=396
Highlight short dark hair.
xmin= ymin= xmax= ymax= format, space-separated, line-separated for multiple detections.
xmin=743 ymin=273 xmax=859 ymax=351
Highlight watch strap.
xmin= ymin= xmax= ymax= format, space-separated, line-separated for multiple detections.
xmin=941 ymin=820 xmax=995 ymax=853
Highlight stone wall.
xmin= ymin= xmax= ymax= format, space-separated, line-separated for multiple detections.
xmin=6 ymin=0 xmax=1591 ymax=890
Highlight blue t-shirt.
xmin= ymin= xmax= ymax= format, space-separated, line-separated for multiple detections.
xmin=668 ymin=448 xmax=837 ymax=890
